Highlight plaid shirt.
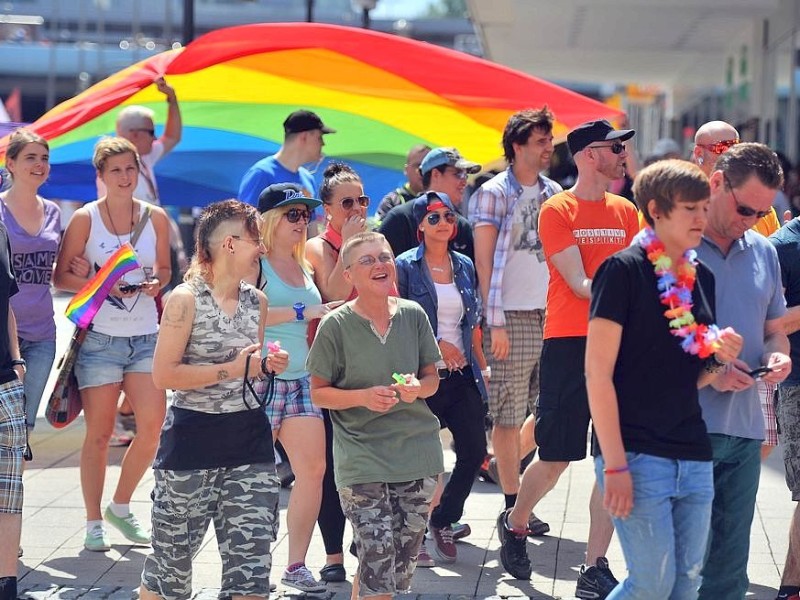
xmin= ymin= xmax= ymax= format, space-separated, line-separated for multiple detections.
xmin=468 ymin=167 xmax=562 ymax=327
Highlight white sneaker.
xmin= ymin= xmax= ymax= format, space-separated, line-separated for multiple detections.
xmin=281 ymin=565 xmax=326 ymax=593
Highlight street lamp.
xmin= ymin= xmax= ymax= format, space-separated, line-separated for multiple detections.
xmin=353 ymin=0 xmax=378 ymax=29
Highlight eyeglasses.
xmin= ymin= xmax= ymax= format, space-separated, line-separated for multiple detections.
xmin=231 ymin=235 xmax=263 ymax=246
xmin=445 ymin=168 xmax=468 ymax=180
xmin=347 ymin=253 xmax=394 ymax=268
xmin=338 ymin=195 xmax=370 ymax=210
xmin=132 ymin=128 xmax=156 ymax=137
xmin=285 ymin=208 xmax=311 ymax=223
xmin=698 ymin=139 xmax=739 ymax=155
xmin=724 ymin=174 xmax=771 ymax=219
xmin=588 ymin=142 xmax=625 ymax=155
xmin=426 ymin=211 xmax=456 ymax=225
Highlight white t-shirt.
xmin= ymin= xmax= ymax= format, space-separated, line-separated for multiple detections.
xmin=501 ymin=182 xmax=549 ymax=310
xmin=434 ymin=281 xmax=465 ymax=369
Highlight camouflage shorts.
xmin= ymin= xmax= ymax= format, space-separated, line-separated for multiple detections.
xmin=777 ymin=384 xmax=800 ymax=501
xmin=141 ymin=463 xmax=280 ymax=600
xmin=339 ymin=477 xmax=436 ymax=596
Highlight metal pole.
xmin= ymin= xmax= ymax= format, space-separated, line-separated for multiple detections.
xmin=183 ymin=0 xmax=195 ymax=46
xmin=306 ymin=0 xmax=314 ymax=23
xmin=362 ymin=7 xmax=370 ymax=29
xmin=788 ymin=2 xmax=798 ymax=162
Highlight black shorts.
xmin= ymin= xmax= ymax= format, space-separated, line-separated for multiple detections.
xmin=535 ymin=337 xmax=591 ymax=462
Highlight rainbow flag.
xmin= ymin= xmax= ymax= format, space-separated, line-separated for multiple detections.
xmin=65 ymin=242 xmax=141 ymax=329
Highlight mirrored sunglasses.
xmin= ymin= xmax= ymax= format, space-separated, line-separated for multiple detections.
xmin=426 ymin=211 xmax=456 ymax=225
xmin=699 ymin=139 xmax=739 ymax=155
xmin=339 ymin=195 xmax=370 ymax=210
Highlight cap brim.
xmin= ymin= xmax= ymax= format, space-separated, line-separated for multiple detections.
xmin=455 ymin=159 xmax=481 ymax=174
xmin=606 ymin=129 xmax=635 ymax=142
xmin=270 ymin=197 xmax=323 ymax=210
xmin=321 ymin=126 xmax=336 ymax=134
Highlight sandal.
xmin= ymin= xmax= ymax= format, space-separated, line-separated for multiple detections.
xmin=319 ymin=563 xmax=346 ymax=582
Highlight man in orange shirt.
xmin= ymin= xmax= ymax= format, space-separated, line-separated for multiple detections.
xmin=497 ymin=120 xmax=639 ymax=600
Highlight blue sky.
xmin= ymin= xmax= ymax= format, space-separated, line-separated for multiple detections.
xmin=370 ymin=0 xmax=432 ymax=19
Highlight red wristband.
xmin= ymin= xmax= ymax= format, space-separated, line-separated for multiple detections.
xmin=603 ymin=465 xmax=630 ymax=475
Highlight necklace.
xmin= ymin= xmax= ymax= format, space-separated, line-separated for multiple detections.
xmin=426 ymin=253 xmax=452 ymax=274
xmin=639 ymin=227 xmax=720 ymax=358
xmin=105 ymin=199 xmax=136 ymax=248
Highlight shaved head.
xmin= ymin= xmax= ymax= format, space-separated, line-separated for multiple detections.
xmin=693 ymin=120 xmax=740 ymax=176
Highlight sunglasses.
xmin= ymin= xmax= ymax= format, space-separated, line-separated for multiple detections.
xmin=426 ymin=211 xmax=456 ymax=225
xmin=133 ymin=128 xmax=156 ymax=137
xmin=445 ymin=168 xmax=468 ymax=180
xmin=338 ymin=195 xmax=370 ymax=210
xmin=588 ymin=142 xmax=625 ymax=155
xmin=698 ymin=139 xmax=739 ymax=155
xmin=285 ymin=208 xmax=311 ymax=223
xmin=348 ymin=253 xmax=394 ymax=268
xmin=724 ymin=174 xmax=771 ymax=219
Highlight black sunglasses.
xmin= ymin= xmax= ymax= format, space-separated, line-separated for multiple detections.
xmin=133 ymin=128 xmax=156 ymax=137
xmin=426 ymin=211 xmax=456 ymax=225
xmin=285 ymin=208 xmax=311 ymax=223
xmin=724 ymin=174 xmax=771 ymax=219
xmin=588 ymin=142 xmax=625 ymax=154
xmin=339 ymin=195 xmax=370 ymax=210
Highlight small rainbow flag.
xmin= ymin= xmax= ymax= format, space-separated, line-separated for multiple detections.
xmin=65 ymin=242 xmax=141 ymax=329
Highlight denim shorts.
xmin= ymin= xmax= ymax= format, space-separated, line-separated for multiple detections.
xmin=75 ymin=330 xmax=157 ymax=390
xmin=19 ymin=338 xmax=57 ymax=429
xmin=265 ymin=375 xmax=322 ymax=429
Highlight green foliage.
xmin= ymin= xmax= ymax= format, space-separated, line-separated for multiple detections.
xmin=425 ymin=0 xmax=468 ymax=18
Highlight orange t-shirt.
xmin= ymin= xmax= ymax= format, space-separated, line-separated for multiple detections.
xmin=540 ymin=191 xmax=639 ymax=339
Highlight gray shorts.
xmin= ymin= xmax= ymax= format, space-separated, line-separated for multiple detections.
xmin=339 ymin=477 xmax=436 ymax=596
xmin=777 ymin=384 xmax=800 ymax=501
xmin=483 ymin=310 xmax=544 ymax=427
xmin=141 ymin=463 xmax=280 ymax=600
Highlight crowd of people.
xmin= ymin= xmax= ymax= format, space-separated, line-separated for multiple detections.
xmin=0 ymin=81 xmax=799 ymax=600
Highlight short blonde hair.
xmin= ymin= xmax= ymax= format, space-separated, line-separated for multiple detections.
xmin=92 ymin=136 xmax=141 ymax=172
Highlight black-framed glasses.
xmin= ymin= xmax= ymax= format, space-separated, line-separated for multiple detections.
xmin=347 ymin=252 xmax=394 ymax=268
xmin=338 ymin=195 xmax=370 ymax=210
xmin=588 ymin=142 xmax=625 ymax=155
xmin=132 ymin=128 xmax=156 ymax=137
xmin=723 ymin=174 xmax=771 ymax=219
xmin=426 ymin=211 xmax=456 ymax=225
xmin=698 ymin=139 xmax=739 ymax=155
xmin=242 ymin=353 xmax=275 ymax=410
xmin=285 ymin=208 xmax=311 ymax=223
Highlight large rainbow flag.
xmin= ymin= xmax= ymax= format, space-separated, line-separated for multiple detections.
xmin=0 ymin=23 xmax=622 ymax=208
xmin=65 ymin=243 xmax=141 ymax=329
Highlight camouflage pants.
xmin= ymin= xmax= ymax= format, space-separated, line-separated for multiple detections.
xmin=777 ymin=384 xmax=800 ymax=500
xmin=339 ymin=477 xmax=436 ymax=597
xmin=141 ymin=463 xmax=279 ymax=600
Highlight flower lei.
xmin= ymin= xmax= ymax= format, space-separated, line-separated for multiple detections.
xmin=640 ymin=227 xmax=721 ymax=358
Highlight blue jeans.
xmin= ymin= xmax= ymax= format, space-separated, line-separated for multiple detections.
xmin=697 ymin=434 xmax=761 ymax=600
xmin=595 ymin=453 xmax=714 ymax=600
xmin=18 ymin=338 xmax=56 ymax=430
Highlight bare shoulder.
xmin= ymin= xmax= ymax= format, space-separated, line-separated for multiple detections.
xmin=161 ymin=287 xmax=195 ymax=328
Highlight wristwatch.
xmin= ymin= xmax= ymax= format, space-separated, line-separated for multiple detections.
xmin=10 ymin=358 xmax=26 ymax=374
xmin=293 ymin=302 xmax=306 ymax=321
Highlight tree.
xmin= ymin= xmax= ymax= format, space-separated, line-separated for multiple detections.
xmin=425 ymin=0 xmax=467 ymax=18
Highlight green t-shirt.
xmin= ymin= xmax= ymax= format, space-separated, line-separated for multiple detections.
xmin=306 ymin=298 xmax=444 ymax=488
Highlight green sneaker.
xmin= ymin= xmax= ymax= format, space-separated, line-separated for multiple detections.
xmin=84 ymin=524 xmax=111 ymax=552
xmin=104 ymin=506 xmax=150 ymax=545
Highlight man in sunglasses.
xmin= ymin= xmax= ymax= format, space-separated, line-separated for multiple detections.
xmin=496 ymin=119 xmax=639 ymax=598
xmin=375 ymin=144 xmax=432 ymax=221
xmin=469 ymin=108 xmax=562 ymax=559
xmin=695 ymin=143 xmax=790 ymax=600
xmin=692 ymin=120 xmax=781 ymax=237
xmin=379 ymin=147 xmax=479 ymax=261
xmin=239 ymin=110 xmax=335 ymax=207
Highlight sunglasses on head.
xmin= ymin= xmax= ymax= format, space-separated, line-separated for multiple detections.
xmin=699 ymin=139 xmax=739 ymax=155
xmin=284 ymin=208 xmax=311 ymax=223
xmin=588 ymin=142 xmax=625 ymax=154
xmin=724 ymin=174 xmax=771 ymax=219
xmin=426 ymin=211 xmax=456 ymax=225
xmin=338 ymin=195 xmax=370 ymax=210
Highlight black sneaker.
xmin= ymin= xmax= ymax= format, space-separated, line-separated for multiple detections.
xmin=575 ymin=557 xmax=620 ymax=599
xmin=497 ymin=509 xmax=532 ymax=580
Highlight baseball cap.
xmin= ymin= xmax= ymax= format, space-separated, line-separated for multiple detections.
xmin=413 ymin=191 xmax=458 ymax=242
xmin=566 ymin=119 xmax=635 ymax=155
xmin=419 ymin=147 xmax=481 ymax=176
xmin=258 ymin=183 xmax=322 ymax=214
xmin=283 ymin=110 xmax=336 ymax=135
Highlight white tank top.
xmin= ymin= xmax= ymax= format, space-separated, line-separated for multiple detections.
xmin=82 ymin=200 xmax=159 ymax=336
xmin=434 ymin=281 xmax=465 ymax=369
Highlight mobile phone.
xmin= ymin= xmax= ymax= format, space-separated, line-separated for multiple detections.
xmin=118 ymin=282 xmax=142 ymax=293
xmin=747 ymin=366 xmax=773 ymax=378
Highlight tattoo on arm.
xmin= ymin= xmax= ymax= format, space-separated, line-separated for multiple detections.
xmin=217 ymin=369 xmax=228 ymax=381
xmin=163 ymin=300 xmax=188 ymax=327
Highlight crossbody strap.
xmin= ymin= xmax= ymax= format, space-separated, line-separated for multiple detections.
xmin=130 ymin=203 xmax=152 ymax=247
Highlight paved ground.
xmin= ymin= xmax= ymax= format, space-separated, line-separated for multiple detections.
xmin=12 ymin=295 xmax=796 ymax=599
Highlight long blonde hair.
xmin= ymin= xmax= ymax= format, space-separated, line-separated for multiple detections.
xmin=259 ymin=205 xmax=313 ymax=273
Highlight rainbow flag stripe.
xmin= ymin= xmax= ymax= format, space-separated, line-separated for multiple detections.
xmin=65 ymin=243 xmax=141 ymax=329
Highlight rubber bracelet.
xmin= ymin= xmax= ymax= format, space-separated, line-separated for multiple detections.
xmin=603 ymin=465 xmax=630 ymax=475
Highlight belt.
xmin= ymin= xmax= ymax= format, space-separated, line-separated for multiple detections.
xmin=0 ymin=370 xmax=19 ymax=386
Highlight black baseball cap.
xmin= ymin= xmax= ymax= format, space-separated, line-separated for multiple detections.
xmin=283 ymin=110 xmax=336 ymax=135
xmin=258 ymin=183 xmax=322 ymax=214
xmin=567 ymin=119 xmax=635 ymax=155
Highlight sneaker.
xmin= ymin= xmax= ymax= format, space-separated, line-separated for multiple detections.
xmin=18 ymin=546 xmax=23 ymax=558
xmin=776 ymin=591 xmax=800 ymax=600
xmin=575 ymin=557 xmax=620 ymax=599
xmin=527 ymin=514 xmax=550 ymax=537
xmin=84 ymin=524 xmax=111 ymax=552
xmin=108 ymin=421 xmax=133 ymax=447
xmin=451 ymin=521 xmax=471 ymax=541
xmin=281 ymin=565 xmax=326 ymax=593
xmin=118 ymin=412 xmax=137 ymax=435
xmin=497 ymin=509 xmax=531 ymax=580
xmin=430 ymin=524 xmax=457 ymax=563
xmin=103 ymin=506 xmax=150 ymax=545
xmin=416 ymin=542 xmax=435 ymax=568
xmin=479 ymin=456 xmax=500 ymax=484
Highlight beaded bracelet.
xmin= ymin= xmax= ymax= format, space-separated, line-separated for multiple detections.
xmin=603 ymin=465 xmax=630 ymax=475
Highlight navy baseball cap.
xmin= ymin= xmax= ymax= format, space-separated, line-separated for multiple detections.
xmin=283 ymin=110 xmax=336 ymax=135
xmin=567 ymin=120 xmax=635 ymax=155
xmin=258 ymin=183 xmax=322 ymax=214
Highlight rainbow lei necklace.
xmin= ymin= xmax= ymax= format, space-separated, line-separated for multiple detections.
xmin=640 ymin=227 xmax=721 ymax=358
